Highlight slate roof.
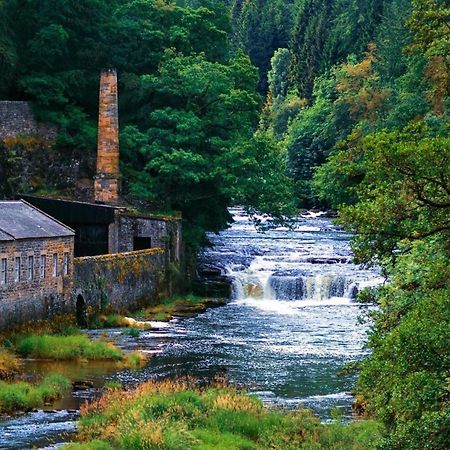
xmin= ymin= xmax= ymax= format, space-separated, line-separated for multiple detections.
xmin=0 ymin=200 xmax=74 ymax=241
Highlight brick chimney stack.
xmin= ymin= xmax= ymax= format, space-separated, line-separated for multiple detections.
xmin=94 ymin=68 xmax=121 ymax=204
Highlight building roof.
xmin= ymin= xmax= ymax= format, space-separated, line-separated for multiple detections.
xmin=0 ymin=200 xmax=75 ymax=241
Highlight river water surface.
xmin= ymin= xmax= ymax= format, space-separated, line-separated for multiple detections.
xmin=0 ymin=209 xmax=382 ymax=449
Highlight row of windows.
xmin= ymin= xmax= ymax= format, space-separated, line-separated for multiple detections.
xmin=0 ymin=253 xmax=69 ymax=285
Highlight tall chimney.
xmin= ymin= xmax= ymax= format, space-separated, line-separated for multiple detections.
xmin=94 ymin=68 xmax=120 ymax=204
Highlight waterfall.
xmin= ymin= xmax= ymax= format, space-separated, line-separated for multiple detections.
xmin=232 ymin=271 xmax=360 ymax=301
xmin=208 ymin=208 xmax=382 ymax=305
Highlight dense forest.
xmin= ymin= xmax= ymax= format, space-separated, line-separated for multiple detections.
xmin=0 ymin=0 xmax=449 ymax=448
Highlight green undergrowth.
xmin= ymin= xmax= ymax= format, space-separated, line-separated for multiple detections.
xmin=0 ymin=373 xmax=70 ymax=414
xmin=64 ymin=379 xmax=383 ymax=450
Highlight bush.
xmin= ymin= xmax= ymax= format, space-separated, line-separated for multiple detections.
xmin=357 ymin=240 xmax=450 ymax=449
xmin=0 ymin=347 xmax=20 ymax=379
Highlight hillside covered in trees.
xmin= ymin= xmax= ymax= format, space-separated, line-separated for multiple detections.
xmin=0 ymin=1 xmax=449 ymax=448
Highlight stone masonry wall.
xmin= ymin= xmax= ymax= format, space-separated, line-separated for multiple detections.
xmin=0 ymin=236 xmax=74 ymax=329
xmin=114 ymin=213 xmax=182 ymax=263
xmin=95 ymin=69 xmax=120 ymax=203
xmin=0 ymin=101 xmax=58 ymax=141
xmin=73 ymin=248 xmax=168 ymax=315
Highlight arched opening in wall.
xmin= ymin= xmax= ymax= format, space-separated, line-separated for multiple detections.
xmin=76 ymin=294 xmax=88 ymax=328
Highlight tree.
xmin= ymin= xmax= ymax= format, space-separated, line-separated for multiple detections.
xmin=121 ymin=49 xmax=293 ymax=248
xmin=314 ymin=121 xmax=450 ymax=448
xmin=408 ymin=0 xmax=450 ymax=114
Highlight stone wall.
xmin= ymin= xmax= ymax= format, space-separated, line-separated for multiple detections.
xmin=112 ymin=212 xmax=182 ymax=263
xmin=73 ymin=248 xmax=167 ymax=316
xmin=0 ymin=236 xmax=74 ymax=329
xmin=0 ymin=101 xmax=58 ymax=141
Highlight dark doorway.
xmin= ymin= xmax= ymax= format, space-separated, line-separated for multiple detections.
xmin=76 ymin=294 xmax=88 ymax=328
xmin=74 ymin=224 xmax=109 ymax=256
xmin=133 ymin=236 xmax=152 ymax=251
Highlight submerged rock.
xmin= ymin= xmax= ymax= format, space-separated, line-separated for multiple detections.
xmin=72 ymin=380 xmax=94 ymax=391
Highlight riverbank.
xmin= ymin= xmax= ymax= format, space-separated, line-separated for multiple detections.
xmin=0 ymin=294 xmax=226 ymax=418
xmin=63 ymin=378 xmax=383 ymax=449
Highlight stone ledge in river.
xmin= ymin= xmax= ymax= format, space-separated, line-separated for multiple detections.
xmin=306 ymin=257 xmax=352 ymax=264
xmin=193 ymin=278 xmax=233 ymax=298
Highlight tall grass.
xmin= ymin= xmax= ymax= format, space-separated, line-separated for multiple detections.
xmin=16 ymin=334 xmax=123 ymax=361
xmin=0 ymin=347 xmax=20 ymax=379
xmin=0 ymin=373 xmax=70 ymax=414
xmin=66 ymin=379 xmax=384 ymax=449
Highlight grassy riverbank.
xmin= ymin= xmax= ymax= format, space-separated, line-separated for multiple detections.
xmin=136 ymin=294 xmax=226 ymax=322
xmin=0 ymin=373 xmax=70 ymax=414
xmin=87 ymin=294 xmax=220 ymax=328
xmin=16 ymin=334 xmax=124 ymax=361
xmin=0 ymin=330 xmax=147 ymax=415
xmin=64 ymin=379 xmax=383 ymax=450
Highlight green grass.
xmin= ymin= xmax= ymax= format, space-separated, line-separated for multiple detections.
xmin=16 ymin=334 xmax=124 ymax=361
xmin=0 ymin=373 xmax=70 ymax=414
xmin=61 ymin=440 xmax=113 ymax=450
xmin=65 ymin=379 xmax=383 ymax=449
xmin=121 ymin=327 xmax=141 ymax=338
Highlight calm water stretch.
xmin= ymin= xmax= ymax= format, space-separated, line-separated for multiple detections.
xmin=0 ymin=209 xmax=382 ymax=449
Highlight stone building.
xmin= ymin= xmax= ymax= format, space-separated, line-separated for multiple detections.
xmin=0 ymin=200 xmax=75 ymax=328
xmin=23 ymin=68 xmax=182 ymax=261
xmin=22 ymin=195 xmax=181 ymax=261
xmin=0 ymin=69 xmax=181 ymax=330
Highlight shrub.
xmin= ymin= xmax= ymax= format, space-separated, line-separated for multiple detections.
xmin=0 ymin=347 xmax=20 ymax=379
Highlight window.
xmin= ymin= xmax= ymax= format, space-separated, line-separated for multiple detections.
xmin=63 ymin=252 xmax=69 ymax=276
xmin=40 ymin=255 xmax=46 ymax=278
xmin=1 ymin=258 xmax=6 ymax=285
xmin=133 ymin=237 xmax=152 ymax=251
xmin=14 ymin=257 xmax=21 ymax=282
xmin=28 ymin=256 xmax=34 ymax=280
xmin=53 ymin=253 xmax=58 ymax=277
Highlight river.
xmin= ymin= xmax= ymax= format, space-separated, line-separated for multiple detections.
xmin=0 ymin=209 xmax=382 ymax=449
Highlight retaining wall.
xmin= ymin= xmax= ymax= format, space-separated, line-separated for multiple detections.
xmin=73 ymin=248 xmax=168 ymax=315
xmin=0 ymin=101 xmax=58 ymax=141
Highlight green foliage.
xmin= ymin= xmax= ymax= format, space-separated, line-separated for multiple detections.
xmin=121 ymin=327 xmax=141 ymax=338
xmin=66 ymin=379 xmax=383 ymax=449
xmin=316 ymin=123 xmax=450 ymax=263
xmin=1 ymin=0 xmax=295 ymax=248
xmin=0 ymin=373 xmax=70 ymax=414
xmin=308 ymin=3 xmax=450 ymax=448
xmin=357 ymin=239 xmax=450 ymax=449
xmin=64 ymin=441 xmax=113 ymax=450
xmin=16 ymin=334 xmax=124 ymax=361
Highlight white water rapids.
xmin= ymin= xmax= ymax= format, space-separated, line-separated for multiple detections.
xmin=0 ymin=209 xmax=383 ymax=449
